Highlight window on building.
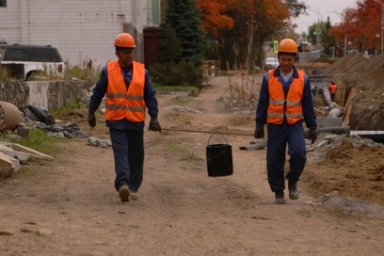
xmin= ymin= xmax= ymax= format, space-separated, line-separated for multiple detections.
xmin=0 ymin=0 xmax=7 ymax=8
xmin=149 ymin=0 xmax=161 ymax=26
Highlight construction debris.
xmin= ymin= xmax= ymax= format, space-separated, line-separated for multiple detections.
xmin=0 ymin=145 xmax=30 ymax=163
xmin=20 ymin=105 xmax=87 ymax=138
xmin=1 ymin=142 xmax=55 ymax=161
xmin=0 ymin=142 xmax=54 ymax=178
xmin=0 ymin=151 xmax=20 ymax=177
xmin=307 ymin=133 xmax=383 ymax=162
xmin=239 ymin=140 xmax=266 ymax=150
xmin=20 ymin=105 xmax=55 ymax=125
xmin=87 ymin=137 xmax=112 ymax=148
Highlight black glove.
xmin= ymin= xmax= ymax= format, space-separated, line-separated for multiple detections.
xmin=308 ymin=128 xmax=318 ymax=144
xmin=149 ymin=117 xmax=161 ymax=133
xmin=254 ymin=125 xmax=264 ymax=138
xmin=88 ymin=111 xmax=96 ymax=127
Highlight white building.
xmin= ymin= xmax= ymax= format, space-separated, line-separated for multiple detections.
xmin=0 ymin=0 xmax=161 ymax=69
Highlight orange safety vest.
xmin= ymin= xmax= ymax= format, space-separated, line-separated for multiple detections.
xmin=267 ymin=69 xmax=305 ymax=125
xmin=329 ymin=83 xmax=337 ymax=94
xmin=105 ymin=61 xmax=146 ymax=122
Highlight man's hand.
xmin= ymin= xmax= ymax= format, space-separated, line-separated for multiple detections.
xmin=88 ymin=111 xmax=96 ymax=127
xmin=254 ymin=126 xmax=264 ymax=138
xmin=149 ymin=117 xmax=161 ymax=133
xmin=308 ymin=128 xmax=318 ymax=144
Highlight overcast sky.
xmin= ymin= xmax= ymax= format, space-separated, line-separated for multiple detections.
xmin=293 ymin=0 xmax=358 ymax=34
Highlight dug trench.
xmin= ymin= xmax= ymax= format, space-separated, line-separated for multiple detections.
xmin=0 ymin=72 xmax=383 ymax=255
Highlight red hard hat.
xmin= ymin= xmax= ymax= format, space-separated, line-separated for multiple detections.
xmin=114 ymin=33 xmax=136 ymax=48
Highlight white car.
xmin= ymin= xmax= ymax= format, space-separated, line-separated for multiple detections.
xmin=264 ymin=56 xmax=279 ymax=70
xmin=0 ymin=44 xmax=65 ymax=80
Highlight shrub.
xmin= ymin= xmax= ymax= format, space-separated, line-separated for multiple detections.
xmin=149 ymin=61 xmax=204 ymax=88
xmin=64 ymin=60 xmax=100 ymax=83
xmin=0 ymin=67 xmax=11 ymax=81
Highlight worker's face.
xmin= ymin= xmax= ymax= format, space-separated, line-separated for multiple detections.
xmin=116 ymin=48 xmax=134 ymax=68
xmin=278 ymin=54 xmax=296 ymax=74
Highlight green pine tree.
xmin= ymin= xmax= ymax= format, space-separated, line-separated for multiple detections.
xmin=162 ymin=0 xmax=204 ymax=64
xmin=159 ymin=22 xmax=182 ymax=63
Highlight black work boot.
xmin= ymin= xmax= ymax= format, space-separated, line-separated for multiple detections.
xmin=275 ymin=191 xmax=285 ymax=204
xmin=288 ymin=182 xmax=299 ymax=200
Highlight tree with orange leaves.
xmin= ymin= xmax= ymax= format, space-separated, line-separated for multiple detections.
xmin=331 ymin=0 xmax=383 ymax=54
xmin=197 ymin=0 xmax=235 ymax=41
xmin=197 ymin=0 xmax=291 ymax=68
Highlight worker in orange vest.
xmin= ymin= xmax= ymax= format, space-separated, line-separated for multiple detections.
xmin=88 ymin=33 xmax=161 ymax=202
xmin=254 ymin=38 xmax=318 ymax=204
xmin=329 ymin=81 xmax=337 ymax=101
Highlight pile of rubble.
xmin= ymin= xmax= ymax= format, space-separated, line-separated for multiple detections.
xmin=0 ymin=142 xmax=53 ymax=178
xmin=0 ymin=102 xmax=88 ymax=177
xmin=0 ymin=101 xmax=88 ymax=139
xmin=18 ymin=105 xmax=87 ymax=138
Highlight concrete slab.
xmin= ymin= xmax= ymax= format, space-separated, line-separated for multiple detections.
xmin=317 ymin=117 xmax=343 ymax=128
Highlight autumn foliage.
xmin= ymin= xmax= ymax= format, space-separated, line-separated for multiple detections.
xmin=331 ymin=0 xmax=383 ymax=51
xmin=197 ymin=0 xmax=234 ymax=41
xmin=197 ymin=0 xmax=290 ymax=68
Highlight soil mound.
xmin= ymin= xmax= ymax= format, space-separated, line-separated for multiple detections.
xmin=304 ymin=138 xmax=384 ymax=206
xmin=327 ymin=54 xmax=384 ymax=130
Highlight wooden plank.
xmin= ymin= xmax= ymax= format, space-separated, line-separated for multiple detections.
xmin=0 ymin=145 xmax=30 ymax=163
xmin=0 ymin=151 xmax=17 ymax=177
xmin=342 ymin=88 xmax=359 ymax=127
xmin=0 ymin=143 xmax=54 ymax=160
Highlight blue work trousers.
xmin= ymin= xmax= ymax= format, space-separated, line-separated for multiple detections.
xmin=109 ymin=128 xmax=144 ymax=192
xmin=266 ymin=122 xmax=306 ymax=192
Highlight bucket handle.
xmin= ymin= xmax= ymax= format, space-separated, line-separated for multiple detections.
xmin=207 ymin=133 xmax=229 ymax=145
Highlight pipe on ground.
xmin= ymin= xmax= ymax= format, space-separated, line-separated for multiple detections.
xmin=0 ymin=101 xmax=23 ymax=131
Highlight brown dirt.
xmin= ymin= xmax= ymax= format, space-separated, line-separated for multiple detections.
xmin=327 ymin=54 xmax=384 ymax=130
xmin=1 ymin=75 xmax=383 ymax=255
xmin=304 ymin=139 xmax=384 ymax=206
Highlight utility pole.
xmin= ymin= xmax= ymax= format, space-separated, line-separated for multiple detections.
xmin=334 ymin=11 xmax=347 ymax=56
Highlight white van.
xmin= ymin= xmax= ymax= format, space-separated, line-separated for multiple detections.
xmin=0 ymin=44 xmax=65 ymax=80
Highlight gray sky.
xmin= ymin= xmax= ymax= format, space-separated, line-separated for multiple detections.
xmin=293 ymin=0 xmax=358 ymax=34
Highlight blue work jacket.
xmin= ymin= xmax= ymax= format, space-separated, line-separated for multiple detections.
xmin=256 ymin=66 xmax=317 ymax=130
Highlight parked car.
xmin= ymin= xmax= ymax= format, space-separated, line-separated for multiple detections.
xmin=264 ymin=56 xmax=279 ymax=70
xmin=0 ymin=44 xmax=65 ymax=80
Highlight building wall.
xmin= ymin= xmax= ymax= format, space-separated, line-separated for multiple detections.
xmin=0 ymin=0 xmax=151 ymax=69
xmin=0 ymin=0 xmax=21 ymax=44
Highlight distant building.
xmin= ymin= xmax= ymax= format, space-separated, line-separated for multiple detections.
xmin=0 ymin=0 xmax=162 ymax=68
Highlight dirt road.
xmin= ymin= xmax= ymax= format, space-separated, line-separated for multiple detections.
xmin=1 ymin=76 xmax=383 ymax=256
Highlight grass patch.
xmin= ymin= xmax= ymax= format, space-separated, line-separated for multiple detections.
xmin=50 ymin=101 xmax=81 ymax=116
xmin=0 ymin=67 xmax=11 ymax=81
xmin=7 ymin=128 xmax=66 ymax=155
xmin=154 ymin=84 xmax=199 ymax=96
xmin=11 ymin=166 xmax=35 ymax=178
xmin=163 ymin=142 xmax=203 ymax=169
xmin=64 ymin=64 xmax=100 ymax=83
xmin=227 ymin=115 xmax=254 ymax=126
xmin=170 ymin=96 xmax=193 ymax=106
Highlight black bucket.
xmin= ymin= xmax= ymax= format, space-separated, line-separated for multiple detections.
xmin=206 ymin=134 xmax=233 ymax=177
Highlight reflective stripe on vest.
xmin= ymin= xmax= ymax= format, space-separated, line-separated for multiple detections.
xmin=267 ymin=69 xmax=305 ymax=125
xmin=105 ymin=61 xmax=146 ymax=122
